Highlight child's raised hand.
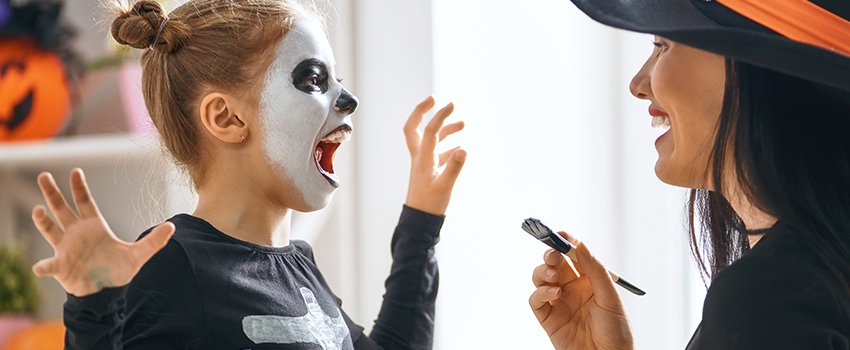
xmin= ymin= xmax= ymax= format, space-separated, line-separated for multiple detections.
xmin=31 ymin=168 xmax=174 ymax=297
xmin=403 ymin=96 xmax=466 ymax=216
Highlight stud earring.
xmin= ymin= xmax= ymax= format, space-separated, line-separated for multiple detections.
xmin=240 ymin=135 xmax=246 ymax=142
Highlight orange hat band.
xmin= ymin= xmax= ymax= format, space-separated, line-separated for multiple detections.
xmin=715 ymin=0 xmax=850 ymax=57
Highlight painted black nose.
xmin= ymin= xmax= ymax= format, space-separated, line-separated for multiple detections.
xmin=334 ymin=88 xmax=358 ymax=115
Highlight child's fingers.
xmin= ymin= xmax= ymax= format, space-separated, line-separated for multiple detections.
xmin=69 ymin=168 xmax=102 ymax=220
xmin=32 ymin=205 xmax=63 ymax=247
xmin=438 ymin=121 xmax=465 ymax=142
xmin=437 ymin=147 xmax=461 ymax=167
xmin=131 ymin=222 xmax=174 ymax=267
xmin=37 ymin=172 xmax=79 ymax=229
xmin=32 ymin=257 xmax=58 ymax=277
xmin=420 ymin=103 xmax=454 ymax=153
xmin=404 ymin=96 xmax=436 ymax=155
xmin=435 ymin=148 xmax=466 ymax=188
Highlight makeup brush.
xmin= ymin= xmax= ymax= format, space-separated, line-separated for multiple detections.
xmin=522 ymin=217 xmax=646 ymax=296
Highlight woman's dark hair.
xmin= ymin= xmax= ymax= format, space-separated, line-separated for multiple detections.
xmin=688 ymin=58 xmax=850 ymax=292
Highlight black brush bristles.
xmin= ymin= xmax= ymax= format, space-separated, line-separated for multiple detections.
xmin=522 ymin=217 xmax=553 ymax=239
xmin=522 ymin=218 xmax=574 ymax=254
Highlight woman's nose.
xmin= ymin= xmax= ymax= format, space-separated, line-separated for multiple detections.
xmin=629 ymin=60 xmax=653 ymax=99
xmin=334 ymin=88 xmax=359 ymax=115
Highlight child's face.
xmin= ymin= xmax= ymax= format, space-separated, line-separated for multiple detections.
xmin=257 ymin=19 xmax=358 ymax=211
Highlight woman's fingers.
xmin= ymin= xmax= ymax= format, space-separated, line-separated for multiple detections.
xmin=69 ymin=168 xmax=102 ymax=219
xmin=574 ymin=242 xmax=622 ymax=310
xmin=404 ymin=96 xmax=436 ymax=155
xmin=32 ymin=205 xmax=63 ymax=247
xmin=130 ymin=222 xmax=174 ymax=267
xmin=556 ymin=231 xmax=584 ymax=275
xmin=529 ymin=284 xmax=560 ymax=320
xmin=539 ymin=249 xmax=579 ymax=286
xmin=36 ymin=172 xmax=79 ymax=229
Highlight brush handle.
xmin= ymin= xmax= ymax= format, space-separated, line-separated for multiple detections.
xmin=544 ymin=233 xmax=646 ymax=296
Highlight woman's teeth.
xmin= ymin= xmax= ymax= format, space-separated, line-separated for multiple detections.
xmin=651 ymin=116 xmax=671 ymax=129
xmin=320 ymin=129 xmax=351 ymax=143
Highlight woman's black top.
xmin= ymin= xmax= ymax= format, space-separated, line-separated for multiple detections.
xmin=687 ymin=221 xmax=850 ymax=349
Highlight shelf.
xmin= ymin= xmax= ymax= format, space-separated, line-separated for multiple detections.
xmin=0 ymin=133 xmax=160 ymax=169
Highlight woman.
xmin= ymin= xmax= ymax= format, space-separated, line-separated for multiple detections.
xmin=31 ymin=0 xmax=466 ymax=348
xmin=530 ymin=0 xmax=850 ymax=349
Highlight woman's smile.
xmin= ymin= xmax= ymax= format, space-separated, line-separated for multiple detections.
xmin=630 ymin=36 xmax=725 ymax=190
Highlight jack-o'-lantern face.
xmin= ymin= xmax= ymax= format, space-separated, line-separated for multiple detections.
xmin=0 ymin=38 xmax=69 ymax=141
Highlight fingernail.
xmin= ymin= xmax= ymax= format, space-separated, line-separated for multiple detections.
xmin=454 ymin=149 xmax=467 ymax=162
xmin=545 ymin=268 xmax=556 ymax=278
xmin=547 ymin=286 xmax=560 ymax=295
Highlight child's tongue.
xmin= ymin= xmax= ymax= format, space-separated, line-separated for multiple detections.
xmin=315 ymin=141 xmax=341 ymax=174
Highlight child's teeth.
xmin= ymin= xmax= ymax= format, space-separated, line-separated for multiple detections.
xmin=320 ymin=129 xmax=352 ymax=143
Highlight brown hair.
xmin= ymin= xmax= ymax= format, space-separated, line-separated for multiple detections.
xmin=688 ymin=58 xmax=850 ymax=296
xmin=109 ymin=0 xmax=319 ymax=186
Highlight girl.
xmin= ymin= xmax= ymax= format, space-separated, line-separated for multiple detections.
xmin=530 ymin=0 xmax=850 ymax=349
xmin=31 ymin=0 xmax=466 ymax=348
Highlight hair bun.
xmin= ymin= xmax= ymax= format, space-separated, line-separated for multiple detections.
xmin=110 ymin=0 xmax=190 ymax=53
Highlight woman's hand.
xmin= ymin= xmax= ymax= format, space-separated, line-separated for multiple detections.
xmin=529 ymin=232 xmax=634 ymax=350
xmin=31 ymin=168 xmax=174 ymax=297
xmin=403 ymin=96 xmax=466 ymax=216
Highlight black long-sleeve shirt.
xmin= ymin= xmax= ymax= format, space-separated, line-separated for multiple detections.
xmin=686 ymin=221 xmax=850 ymax=349
xmin=64 ymin=206 xmax=443 ymax=350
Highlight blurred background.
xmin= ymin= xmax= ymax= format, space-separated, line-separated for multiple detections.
xmin=0 ymin=0 xmax=705 ymax=348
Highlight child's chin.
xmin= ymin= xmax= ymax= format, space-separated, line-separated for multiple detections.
xmin=294 ymin=189 xmax=336 ymax=212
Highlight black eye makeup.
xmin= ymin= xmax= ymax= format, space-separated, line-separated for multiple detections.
xmin=291 ymin=58 xmax=330 ymax=94
xmin=651 ymin=37 xmax=669 ymax=57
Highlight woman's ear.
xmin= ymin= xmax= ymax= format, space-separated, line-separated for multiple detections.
xmin=199 ymin=92 xmax=249 ymax=143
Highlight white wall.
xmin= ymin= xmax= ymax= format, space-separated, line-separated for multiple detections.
xmin=344 ymin=0 xmax=706 ymax=349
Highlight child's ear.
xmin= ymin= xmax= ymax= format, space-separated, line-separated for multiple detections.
xmin=199 ymin=92 xmax=249 ymax=143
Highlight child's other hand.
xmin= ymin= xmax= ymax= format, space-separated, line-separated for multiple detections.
xmin=31 ymin=168 xmax=174 ymax=297
xmin=403 ymin=95 xmax=466 ymax=216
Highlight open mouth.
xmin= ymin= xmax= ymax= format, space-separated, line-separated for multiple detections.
xmin=314 ymin=125 xmax=352 ymax=188
xmin=651 ymin=116 xmax=671 ymax=129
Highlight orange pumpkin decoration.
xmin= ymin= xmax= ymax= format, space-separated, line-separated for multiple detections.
xmin=0 ymin=38 xmax=69 ymax=141
xmin=1 ymin=320 xmax=64 ymax=350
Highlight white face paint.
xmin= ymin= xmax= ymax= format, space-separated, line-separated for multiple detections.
xmin=258 ymin=19 xmax=358 ymax=211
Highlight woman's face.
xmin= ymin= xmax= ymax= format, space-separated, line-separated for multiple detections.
xmin=629 ymin=36 xmax=726 ymax=189
xmin=257 ymin=19 xmax=358 ymax=211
